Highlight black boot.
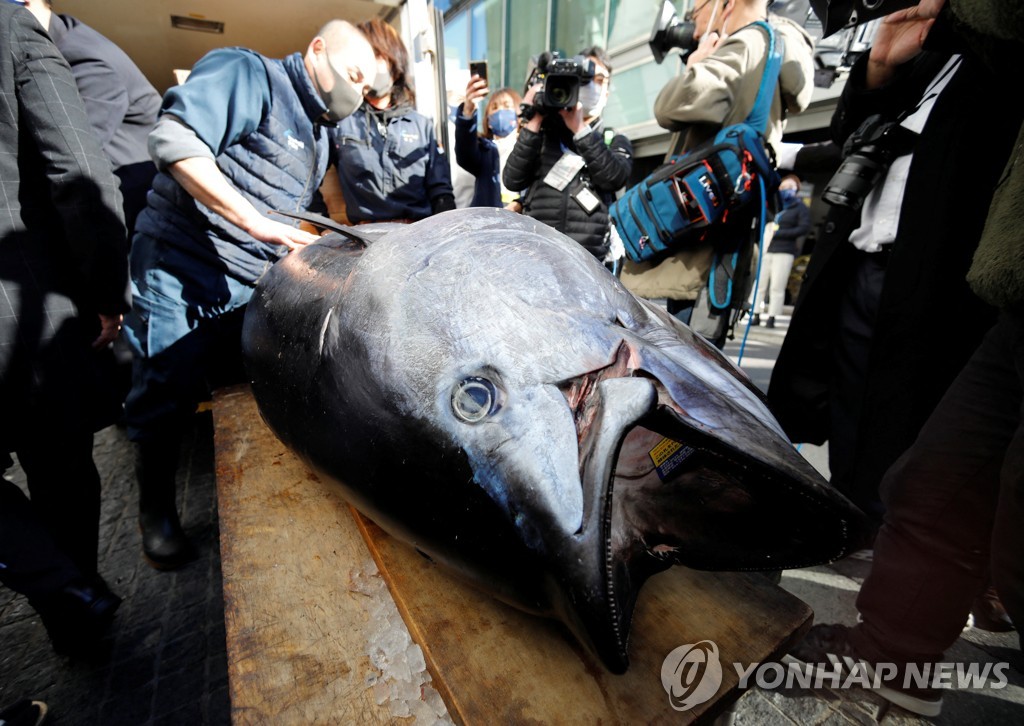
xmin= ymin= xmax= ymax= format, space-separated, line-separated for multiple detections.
xmin=31 ymin=576 xmax=122 ymax=657
xmin=135 ymin=438 xmax=197 ymax=570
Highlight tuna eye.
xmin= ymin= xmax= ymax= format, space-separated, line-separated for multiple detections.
xmin=452 ymin=377 xmax=499 ymax=423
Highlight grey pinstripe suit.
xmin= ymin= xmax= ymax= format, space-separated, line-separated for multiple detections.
xmin=0 ymin=3 xmax=129 ymax=592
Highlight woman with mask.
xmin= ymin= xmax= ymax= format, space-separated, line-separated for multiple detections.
xmin=502 ymin=46 xmax=633 ymax=262
xmin=454 ymin=76 xmax=522 ymax=208
xmin=332 ymin=19 xmax=455 ymax=224
xmin=750 ymin=174 xmax=810 ymax=328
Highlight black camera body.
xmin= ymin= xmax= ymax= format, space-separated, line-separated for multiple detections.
xmin=649 ymin=0 xmax=696 ymax=64
xmin=810 ymin=0 xmax=918 ymax=38
xmin=822 ymin=114 xmax=919 ymax=210
xmin=524 ymin=52 xmax=595 ymax=115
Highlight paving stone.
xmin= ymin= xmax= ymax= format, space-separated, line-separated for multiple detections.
xmin=108 ymin=653 xmax=157 ymax=692
xmin=205 ymin=684 xmax=231 ymax=725
xmin=98 ymin=683 xmax=153 ymax=725
xmin=152 ymin=700 xmax=204 ymax=726
xmin=732 ymin=687 xmax=799 ymax=725
xmin=206 ymin=650 xmax=229 ymax=693
xmin=163 ymin=603 xmax=205 ymax=645
xmin=168 ymin=572 xmax=210 ymax=612
xmin=761 ymin=686 xmax=836 ymax=724
xmin=110 ymin=621 xmax=164 ymax=664
xmin=153 ymin=667 xmax=203 ymax=715
xmin=158 ymin=632 xmax=208 ymax=675
xmin=835 ymin=696 xmax=886 ymax=726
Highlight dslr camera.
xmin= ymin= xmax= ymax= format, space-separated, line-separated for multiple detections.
xmin=822 ymin=114 xmax=919 ymax=210
xmin=648 ymin=0 xmax=696 ymax=64
xmin=522 ymin=51 xmax=595 ymax=117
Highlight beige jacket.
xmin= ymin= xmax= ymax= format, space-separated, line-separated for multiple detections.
xmin=620 ymin=15 xmax=814 ymax=301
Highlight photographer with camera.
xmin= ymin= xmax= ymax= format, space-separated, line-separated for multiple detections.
xmin=501 ymin=46 xmax=632 ymax=264
xmin=780 ymin=3 xmax=1024 ymax=714
xmin=769 ymin=2 xmax=1024 ymax=534
xmin=620 ymin=0 xmax=815 ymax=347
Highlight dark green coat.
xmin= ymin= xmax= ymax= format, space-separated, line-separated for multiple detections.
xmin=951 ymin=0 xmax=1024 ymax=312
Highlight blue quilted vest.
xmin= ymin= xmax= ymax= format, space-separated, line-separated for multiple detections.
xmin=137 ymin=51 xmax=329 ymax=285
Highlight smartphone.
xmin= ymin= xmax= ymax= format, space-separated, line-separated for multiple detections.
xmin=470 ymin=60 xmax=488 ymax=82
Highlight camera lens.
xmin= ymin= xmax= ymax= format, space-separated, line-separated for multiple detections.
xmin=544 ymin=76 xmax=577 ymax=109
xmin=822 ymin=149 xmax=888 ymax=210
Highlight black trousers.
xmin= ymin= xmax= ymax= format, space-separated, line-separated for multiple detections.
xmin=829 ymin=249 xmax=888 ymax=524
xmin=849 ymin=312 xmax=1024 ymax=662
xmin=1 ymin=312 xmax=105 ymax=593
xmin=0 ymin=474 xmax=84 ymax=600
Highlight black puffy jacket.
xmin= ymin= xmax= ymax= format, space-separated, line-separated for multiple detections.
xmin=503 ymin=119 xmax=632 ymax=259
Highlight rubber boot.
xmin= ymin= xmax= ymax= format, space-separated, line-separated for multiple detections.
xmin=135 ymin=438 xmax=197 ymax=570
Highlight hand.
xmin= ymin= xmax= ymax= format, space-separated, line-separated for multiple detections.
xmin=92 ymin=313 xmax=122 ymax=350
xmin=463 ymin=76 xmax=489 ymax=116
xmin=866 ymin=1 xmax=944 ymax=88
xmin=246 ymin=216 xmax=320 ymax=251
xmin=504 ymin=200 xmax=523 ymax=214
xmin=522 ymin=82 xmax=542 ymax=107
xmin=687 ymin=31 xmax=724 ymax=68
xmin=522 ymin=83 xmax=545 ymax=132
xmin=559 ymin=103 xmax=586 ymax=135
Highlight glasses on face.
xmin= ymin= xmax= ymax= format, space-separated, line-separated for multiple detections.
xmin=684 ymin=0 xmax=713 ymax=23
xmin=593 ymin=73 xmax=609 ymax=87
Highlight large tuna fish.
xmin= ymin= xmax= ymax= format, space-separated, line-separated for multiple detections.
xmin=242 ymin=208 xmax=865 ymax=673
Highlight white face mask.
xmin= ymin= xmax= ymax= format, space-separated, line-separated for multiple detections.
xmin=579 ymin=81 xmax=605 ymax=117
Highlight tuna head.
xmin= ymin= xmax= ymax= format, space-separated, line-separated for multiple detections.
xmin=243 ymin=208 xmax=866 ymax=673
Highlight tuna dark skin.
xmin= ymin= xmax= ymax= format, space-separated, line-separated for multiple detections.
xmin=242 ymin=208 xmax=867 ymax=673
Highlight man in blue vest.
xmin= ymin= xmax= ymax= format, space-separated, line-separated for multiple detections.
xmin=124 ymin=20 xmax=376 ymax=570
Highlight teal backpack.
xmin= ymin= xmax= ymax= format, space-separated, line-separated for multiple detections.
xmin=610 ymin=21 xmax=783 ymax=264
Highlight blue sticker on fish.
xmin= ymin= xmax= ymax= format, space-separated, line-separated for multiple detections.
xmin=649 ymin=438 xmax=695 ymax=480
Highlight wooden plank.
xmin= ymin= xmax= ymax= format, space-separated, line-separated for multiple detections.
xmin=214 ymin=386 xmax=398 ymax=725
xmin=355 ymin=515 xmax=812 ymax=724
xmin=215 ymin=384 xmax=812 ymax=724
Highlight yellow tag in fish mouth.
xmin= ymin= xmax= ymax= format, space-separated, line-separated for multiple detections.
xmin=649 ymin=438 xmax=695 ymax=481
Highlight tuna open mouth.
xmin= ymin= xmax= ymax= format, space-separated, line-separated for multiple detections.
xmin=556 ymin=340 xmax=865 ymax=673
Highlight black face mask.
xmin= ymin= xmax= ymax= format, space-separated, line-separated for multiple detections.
xmin=313 ymin=49 xmax=364 ymax=122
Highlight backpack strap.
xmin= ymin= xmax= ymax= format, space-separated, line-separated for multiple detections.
xmin=743 ymin=20 xmax=784 ymax=135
